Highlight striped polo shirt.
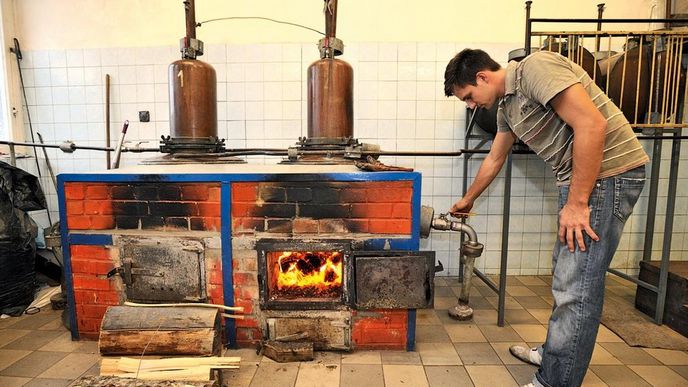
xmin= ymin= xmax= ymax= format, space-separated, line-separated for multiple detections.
xmin=497 ymin=51 xmax=649 ymax=184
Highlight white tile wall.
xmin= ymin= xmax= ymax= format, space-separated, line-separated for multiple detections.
xmin=6 ymin=42 xmax=686 ymax=275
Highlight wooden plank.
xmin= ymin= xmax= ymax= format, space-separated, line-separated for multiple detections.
xmin=100 ymin=357 xmax=239 ymax=382
xmin=99 ymin=306 xmax=221 ymax=356
xmin=102 ymin=306 xmax=219 ymax=330
xmin=117 ymin=356 xmax=239 ymax=372
xmin=100 ymin=329 xmax=220 ymax=356
xmin=262 ymin=340 xmax=314 ymax=362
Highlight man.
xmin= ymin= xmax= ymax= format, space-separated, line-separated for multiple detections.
xmin=444 ymin=48 xmax=648 ymax=387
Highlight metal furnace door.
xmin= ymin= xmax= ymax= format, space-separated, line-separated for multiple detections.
xmin=354 ymin=251 xmax=435 ymax=309
xmin=118 ymin=236 xmax=206 ymax=302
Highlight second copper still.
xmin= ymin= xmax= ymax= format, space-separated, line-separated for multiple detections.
xmin=307 ymin=0 xmax=354 ymax=144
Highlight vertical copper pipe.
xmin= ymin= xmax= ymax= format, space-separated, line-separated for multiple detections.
xmin=185 ymin=0 xmax=196 ymax=40
xmin=325 ymin=0 xmax=337 ymax=38
xmin=596 ymin=3 xmax=605 ymax=52
xmin=105 ymin=74 xmax=111 ymax=169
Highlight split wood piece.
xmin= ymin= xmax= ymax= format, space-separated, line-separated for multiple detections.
xmin=100 ymin=356 xmax=239 ymax=382
xmin=101 ymin=358 xmax=214 ymax=381
xmin=99 ymin=306 xmax=221 ymax=356
xmin=71 ymin=375 xmax=214 ymax=387
xmin=124 ymin=301 xmax=244 ymax=313
xmin=262 ymin=340 xmax=314 ymax=362
xmin=116 ymin=356 xmax=240 ymax=373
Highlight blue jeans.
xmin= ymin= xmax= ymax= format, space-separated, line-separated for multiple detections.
xmin=533 ymin=166 xmax=646 ymax=387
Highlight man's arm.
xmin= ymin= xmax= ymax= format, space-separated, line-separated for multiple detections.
xmin=550 ymin=83 xmax=607 ymax=252
xmin=450 ymin=130 xmax=516 ymax=214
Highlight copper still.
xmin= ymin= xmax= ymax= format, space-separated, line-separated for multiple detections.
xmin=169 ymin=60 xmax=217 ymax=141
xmin=307 ymin=0 xmax=354 ymax=144
xmin=165 ymin=0 xmax=221 ymax=153
xmin=541 ymin=37 xmax=602 ymax=82
xmin=597 ymin=42 xmax=652 ymax=124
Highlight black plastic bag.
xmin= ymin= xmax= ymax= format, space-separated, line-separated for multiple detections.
xmin=0 ymin=161 xmax=47 ymax=313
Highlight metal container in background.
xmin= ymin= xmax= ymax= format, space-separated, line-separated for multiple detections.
xmin=168 ymin=59 xmax=218 ymax=142
xmin=598 ymin=45 xmax=652 ymax=124
xmin=307 ymin=58 xmax=354 ymax=142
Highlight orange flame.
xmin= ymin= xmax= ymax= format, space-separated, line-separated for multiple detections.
xmin=273 ymin=251 xmax=342 ymax=293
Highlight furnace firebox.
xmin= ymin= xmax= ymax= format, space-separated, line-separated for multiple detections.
xmin=58 ymin=164 xmax=434 ymax=351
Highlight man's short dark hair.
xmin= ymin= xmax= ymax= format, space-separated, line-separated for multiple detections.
xmin=444 ymin=49 xmax=501 ymax=97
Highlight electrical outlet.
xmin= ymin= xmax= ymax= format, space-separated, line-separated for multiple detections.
xmin=138 ymin=111 xmax=150 ymax=122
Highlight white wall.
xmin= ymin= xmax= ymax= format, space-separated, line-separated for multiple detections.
xmin=4 ymin=0 xmax=686 ymax=276
xmin=13 ymin=0 xmax=666 ymax=48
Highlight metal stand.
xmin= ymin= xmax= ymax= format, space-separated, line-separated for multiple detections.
xmin=459 ymin=109 xmax=527 ymax=327
xmin=519 ymin=6 xmax=687 ymax=325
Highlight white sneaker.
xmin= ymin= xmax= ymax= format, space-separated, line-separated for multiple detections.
xmin=521 ymin=383 xmax=535 ymax=387
xmin=509 ymin=345 xmax=542 ymax=366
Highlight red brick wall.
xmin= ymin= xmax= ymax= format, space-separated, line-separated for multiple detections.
xmin=69 ymin=245 xmax=119 ymax=340
xmin=64 ymin=183 xmax=221 ymax=231
xmin=231 ymin=181 xmax=413 ymax=235
xmin=231 ymin=249 xmax=262 ymax=347
xmin=351 ymin=310 xmax=408 ymax=350
xmin=230 ymin=179 xmax=415 ymax=347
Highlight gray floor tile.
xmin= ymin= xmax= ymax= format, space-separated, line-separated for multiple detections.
xmin=2 ymin=330 xmax=62 ymax=351
xmin=0 ymin=330 xmax=31 ymax=349
xmin=416 ymin=324 xmax=451 ymax=343
xmin=416 ymin=342 xmax=461 ymax=366
xmin=38 ymin=353 xmax=100 ymax=379
xmin=514 ymin=276 xmax=548 ymax=287
xmin=513 ymin=296 xmax=551 ymax=309
xmin=0 ymin=316 xmax=23 ymax=329
xmin=295 ymin=363 xmax=340 ymax=387
xmin=486 ymin=296 xmax=524 ymax=310
xmin=444 ymin=324 xmax=487 ymax=343
xmin=506 ymin=364 xmax=538 ymax=385
xmin=504 ymin=309 xmax=539 ymax=325
xmin=0 ymin=351 xmax=67 ymax=377
xmin=477 ymin=325 xmax=522 ymax=342
xmin=380 ymin=350 xmax=422 ymax=365
xmin=23 ymin=378 xmax=72 ymax=387
xmin=221 ymin=363 xmax=257 ymax=387
xmin=425 ymin=365 xmax=474 ymax=387
xmin=0 ymin=349 xmax=31 ymax=372
xmin=669 ymin=365 xmax=688 ymax=380
xmin=383 ymin=364 xmax=429 ymax=387
xmin=434 ymin=286 xmax=455 ymax=297
xmin=341 ymin=351 xmax=381 ymax=365
xmin=416 ymin=309 xmax=442 ymax=325
xmin=9 ymin=312 xmax=60 ymax=330
xmin=599 ymin=342 xmax=662 ymax=365
xmin=340 ymin=364 xmax=384 ymax=387
xmin=528 ymin=286 xmax=552 ymax=296
xmin=454 ymin=343 xmax=501 ymax=365
xmin=465 ymin=365 xmax=518 ymax=386
xmin=629 ymin=365 xmax=688 ymax=387
xmin=471 ymin=309 xmax=498 ymax=325
xmin=466 ymin=296 xmax=495 ymax=310
xmin=590 ymin=365 xmax=652 ymax=386
xmin=249 ymin=363 xmax=299 ymax=387
xmin=0 ymin=375 xmax=31 ymax=387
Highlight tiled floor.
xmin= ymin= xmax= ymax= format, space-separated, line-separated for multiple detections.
xmin=1 ymin=276 xmax=687 ymax=386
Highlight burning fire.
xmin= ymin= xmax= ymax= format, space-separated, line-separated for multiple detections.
xmin=272 ymin=251 xmax=342 ymax=297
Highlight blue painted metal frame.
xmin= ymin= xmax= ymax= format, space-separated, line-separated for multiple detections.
xmin=220 ymin=182 xmax=237 ymax=348
xmin=58 ymin=171 xmax=423 ymax=348
xmin=56 ymin=176 xmax=80 ymax=340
